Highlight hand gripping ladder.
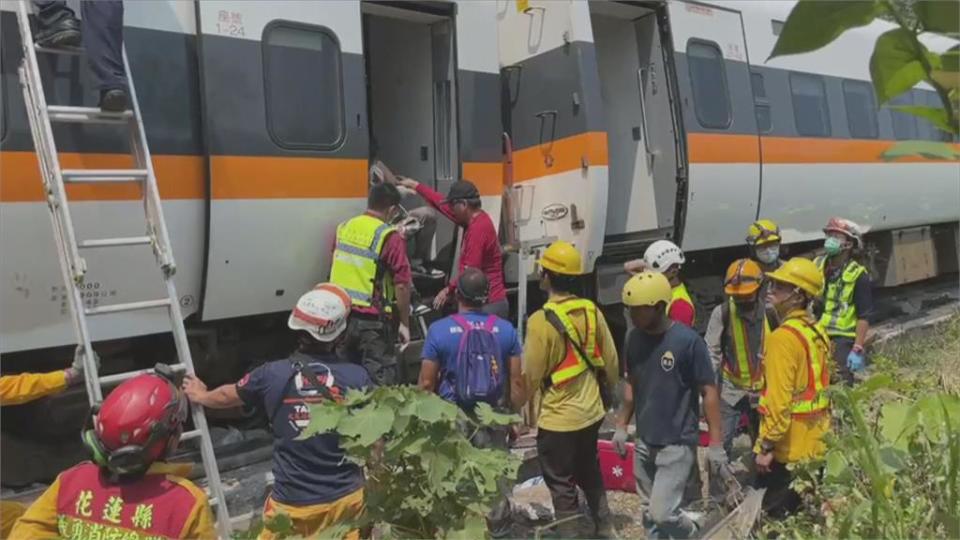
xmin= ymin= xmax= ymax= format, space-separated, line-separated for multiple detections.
xmin=14 ymin=3 xmax=231 ymax=536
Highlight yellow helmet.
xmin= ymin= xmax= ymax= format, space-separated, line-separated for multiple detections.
xmin=622 ymin=272 xmax=672 ymax=307
xmin=746 ymin=219 xmax=781 ymax=246
xmin=766 ymin=257 xmax=824 ymax=297
xmin=724 ymin=258 xmax=763 ymax=297
xmin=539 ymin=241 xmax=583 ymax=276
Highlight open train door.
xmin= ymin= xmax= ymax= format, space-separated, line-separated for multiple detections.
xmin=196 ymin=1 xmax=369 ymax=320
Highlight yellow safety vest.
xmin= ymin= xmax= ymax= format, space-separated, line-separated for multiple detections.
xmin=330 ymin=214 xmax=396 ymax=309
xmin=758 ymin=317 xmax=831 ymax=417
xmin=542 ymin=298 xmax=605 ymax=387
xmin=722 ymin=298 xmax=770 ymax=391
xmin=668 ymin=282 xmax=696 ymax=323
xmin=815 ymin=256 xmax=866 ymax=338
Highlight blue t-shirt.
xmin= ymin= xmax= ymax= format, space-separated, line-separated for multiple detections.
xmin=625 ymin=323 xmax=716 ymax=447
xmin=421 ymin=311 xmax=522 ymax=405
xmin=236 ymin=352 xmax=373 ymax=505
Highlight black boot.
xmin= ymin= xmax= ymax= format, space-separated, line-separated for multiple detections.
xmin=99 ymin=88 xmax=128 ymax=112
xmin=34 ymin=6 xmax=81 ymax=48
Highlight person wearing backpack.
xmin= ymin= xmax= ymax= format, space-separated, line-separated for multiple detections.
xmin=521 ymin=241 xmax=620 ymax=538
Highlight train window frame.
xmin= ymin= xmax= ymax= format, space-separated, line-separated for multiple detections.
xmin=750 ymin=71 xmax=772 ymax=133
xmin=262 ymin=20 xmax=346 ymax=151
xmin=789 ymin=72 xmax=831 ymax=137
xmin=842 ymin=79 xmax=878 ymax=139
xmin=686 ymin=39 xmax=732 ymax=130
xmin=889 ymin=92 xmax=918 ymax=140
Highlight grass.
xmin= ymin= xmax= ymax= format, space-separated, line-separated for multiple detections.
xmin=870 ymin=314 xmax=960 ymax=396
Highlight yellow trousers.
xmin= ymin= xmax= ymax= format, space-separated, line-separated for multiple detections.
xmin=1 ymin=500 xmax=27 ymax=538
xmin=258 ymin=488 xmax=363 ymax=540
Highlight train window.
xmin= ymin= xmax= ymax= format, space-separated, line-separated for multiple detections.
xmin=771 ymin=20 xmax=784 ymax=36
xmin=687 ymin=41 xmax=732 ymax=129
xmin=263 ymin=22 xmax=344 ymax=150
xmin=755 ymin=105 xmax=773 ymax=133
xmin=751 ymin=73 xmax=766 ymax=99
xmin=889 ymin=93 xmax=917 ymax=140
xmin=842 ymin=80 xmax=878 ymax=139
xmin=751 ymin=72 xmax=772 ymax=133
xmin=790 ymin=72 xmax=831 ymax=137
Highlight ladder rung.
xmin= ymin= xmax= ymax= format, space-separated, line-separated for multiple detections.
xmin=47 ymin=105 xmax=132 ymax=124
xmin=99 ymin=363 xmax=186 ymax=386
xmin=79 ymin=236 xmax=152 ymax=249
xmin=85 ymin=298 xmax=171 ymax=316
xmin=62 ymin=169 xmax=147 ymax=183
xmin=34 ymin=44 xmax=84 ymax=56
xmin=208 ymin=497 xmax=219 ymax=507
xmin=180 ymin=429 xmax=202 ymax=442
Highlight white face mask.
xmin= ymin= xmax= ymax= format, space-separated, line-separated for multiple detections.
xmin=756 ymin=246 xmax=780 ymax=265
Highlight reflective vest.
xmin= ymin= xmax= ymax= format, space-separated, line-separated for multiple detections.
xmin=668 ymin=282 xmax=696 ymax=323
xmin=542 ymin=298 xmax=605 ymax=387
xmin=815 ymin=256 xmax=866 ymax=338
xmin=721 ymin=298 xmax=770 ymax=391
xmin=758 ymin=317 xmax=831 ymax=417
xmin=55 ymin=462 xmax=202 ymax=539
xmin=330 ymin=214 xmax=397 ymax=309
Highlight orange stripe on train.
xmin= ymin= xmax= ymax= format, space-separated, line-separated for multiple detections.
xmin=688 ymin=133 xmax=960 ymax=164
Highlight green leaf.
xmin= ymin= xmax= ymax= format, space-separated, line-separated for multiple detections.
xmin=915 ymin=0 xmax=960 ymax=35
xmin=838 ymin=499 xmax=870 ymax=539
xmin=878 ymin=445 xmax=908 ymax=472
xmin=339 ymin=404 xmax=395 ymax=446
xmin=415 ymin=393 xmax=460 ymax=423
xmin=473 ymin=403 xmax=521 ymax=426
xmin=888 ymin=105 xmax=954 ymax=133
xmin=870 ymin=28 xmax=932 ymax=104
xmin=298 ymin=402 xmax=346 ymax=440
xmin=849 ymin=373 xmax=894 ymax=402
xmin=880 ymin=401 xmax=915 ymax=448
xmin=825 ymin=449 xmax=853 ymax=482
xmin=446 ymin=514 xmax=488 ymax=540
xmin=769 ymin=0 xmax=882 ymax=59
xmin=881 ymin=140 xmax=960 ymax=161
xmin=264 ymin=512 xmax=294 ymax=535
xmin=943 ymin=45 xmax=960 ymax=72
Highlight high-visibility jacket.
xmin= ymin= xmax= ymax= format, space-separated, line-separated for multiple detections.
xmin=330 ymin=214 xmax=397 ymax=310
xmin=815 ymin=256 xmax=867 ymax=338
xmin=721 ymin=298 xmax=770 ymax=391
xmin=668 ymin=282 xmax=696 ymax=321
xmin=542 ymin=298 xmax=605 ymax=387
xmin=0 ymin=371 xmax=68 ymax=406
xmin=11 ymin=462 xmax=215 ymax=540
xmin=758 ymin=317 xmax=831 ymax=417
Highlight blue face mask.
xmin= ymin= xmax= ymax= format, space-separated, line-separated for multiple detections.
xmin=824 ymin=236 xmax=844 ymax=256
xmin=756 ymin=246 xmax=780 ymax=265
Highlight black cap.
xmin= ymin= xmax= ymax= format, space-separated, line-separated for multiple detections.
xmin=443 ymin=180 xmax=480 ymax=203
xmin=456 ymin=267 xmax=489 ymax=305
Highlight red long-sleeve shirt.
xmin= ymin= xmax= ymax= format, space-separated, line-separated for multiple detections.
xmin=415 ymin=183 xmax=507 ymax=304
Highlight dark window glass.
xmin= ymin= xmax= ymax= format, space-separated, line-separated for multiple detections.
xmin=751 ymin=72 xmax=771 ymax=133
xmin=755 ymin=104 xmax=772 ymax=133
xmin=687 ymin=41 xmax=731 ymax=129
xmin=263 ymin=22 xmax=344 ymax=149
xmin=790 ymin=72 xmax=831 ymax=136
xmin=889 ymin=92 xmax=917 ymax=140
xmin=842 ymin=80 xmax=878 ymax=139
xmin=771 ymin=20 xmax=784 ymax=35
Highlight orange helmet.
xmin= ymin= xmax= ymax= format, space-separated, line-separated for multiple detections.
xmin=724 ymin=258 xmax=763 ymax=298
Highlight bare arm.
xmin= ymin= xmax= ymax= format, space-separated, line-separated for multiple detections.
xmin=509 ymin=356 xmax=525 ymax=412
xmin=395 ymin=282 xmax=412 ymax=331
xmin=616 ymin=382 xmax=634 ymax=429
xmin=182 ymin=375 xmax=242 ymax=409
xmin=854 ymin=319 xmax=869 ymax=350
xmin=418 ymin=359 xmax=440 ymax=393
xmin=701 ymin=383 xmax=723 ymax=447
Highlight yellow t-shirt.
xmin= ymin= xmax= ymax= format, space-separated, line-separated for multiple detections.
xmin=523 ymin=294 xmax=620 ymax=432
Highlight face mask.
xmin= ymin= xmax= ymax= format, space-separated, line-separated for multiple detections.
xmin=824 ymin=236 xmax=844 ymax=256
xmin=756 ymin=246 xmax=780 ymax=265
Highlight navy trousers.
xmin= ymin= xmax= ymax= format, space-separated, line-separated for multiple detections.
xmin=34 ymin=1 xmax=126 ymax=91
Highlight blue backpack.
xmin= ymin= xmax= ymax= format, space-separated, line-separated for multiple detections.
xmin=451 ymin=314 xmax=503 ymax=406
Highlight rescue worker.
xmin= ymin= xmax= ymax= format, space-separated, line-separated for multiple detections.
xmin=330 ymin=181 xmax=412 ymax=385
xmin=397 ymin=177 xmax=508 ymax=318
xmin=12 ymin=368 xmax=216 ymax=539
xmin=522 ymin=241 xmax=619 ymax=538
xmin=183 ymin=285 xmax=371 ymax=540
xmin=0 ymin=347 xmax=97 ymax=537
xmin=754 ymin=257 xmax=832 ymax=517
xmin=613 ymin=272 xmax=728 ymax=539
xmin=815 ymin=217 xmax=873 ymax=385
xmin=704 ymin=259 xmax=769 ymax=455
xmin=746 ymin=219 xmax=784 ymax=273
xmin=32 ymin=1 xmax=128 ymax=111
xmin=625 ymin=240 xmax=695 ymax=327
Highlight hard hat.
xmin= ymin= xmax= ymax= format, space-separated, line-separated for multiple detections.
xmin=84 ymin=368 xmax=187 ymax=477
xmin=539 ymin=241 xmax=583 ymax=276
xmin=746 ymin=219 xmax=781 ymax=246
xmin=765 ymin=257 xmax=824 ymax=297
xmin=643 ymin=240 xmax=685 ymax=273
xmin=724 ymin=258 xmax=763 ymax=297
xmin=622 ymin=271 xmax=673 ymax=307
xmin=823 ymin=217 xmax=863 ymax=248
xmin=289 ymin=284 xmax=352 ymax=342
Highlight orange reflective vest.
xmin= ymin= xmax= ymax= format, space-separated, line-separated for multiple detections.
xmin=542 ymin=298 xmax=605 ymax=387
xmin=722 ymin=298 xmax=770 ymax=391
xmin=758 ymin=318 xmax=831 ymax=417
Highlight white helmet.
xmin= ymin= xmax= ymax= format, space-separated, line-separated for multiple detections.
xmin=288 ymin=284 xmax=352 ymax=342
xmin=643 ymin=240 xmax=685 ymax=273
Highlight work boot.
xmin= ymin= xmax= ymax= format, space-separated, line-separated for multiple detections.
xmin=34 ymin=7 xmax=81 ymax=48
xmin=591 ymin=492 xmax=617 ymax=539
xmin=99 ymin=88 xmax=128 ymax=112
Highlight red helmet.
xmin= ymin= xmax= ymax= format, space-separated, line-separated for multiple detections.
xmin=823 ymin=217 xmax=863 ymax=248
xmin=83 ymin=366 xmax=188 ymax=478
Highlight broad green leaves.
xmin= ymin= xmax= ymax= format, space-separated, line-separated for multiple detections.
xmin=474 ymin=402 xmax=521 ymax=426
xmin=769 ymin=0 xmax=883 ymax=59
xmin=881 ymin=140 xmax=960 ymax=160
xmin=870 ymin=28 xmax=934 ymax=104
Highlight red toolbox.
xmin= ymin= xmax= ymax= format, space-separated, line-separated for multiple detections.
xmin=597 ymin=439 xmax=636 ymax=493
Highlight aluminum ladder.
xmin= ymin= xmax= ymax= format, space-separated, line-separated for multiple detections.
xmin=14 ymin=3 xmax=231 ymax=536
